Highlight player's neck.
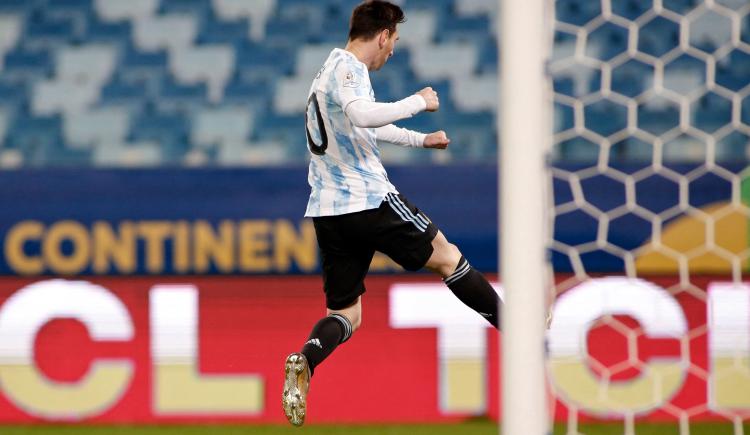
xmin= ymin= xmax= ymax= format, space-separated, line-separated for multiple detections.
xmin=344 ymin=41 xmax=374 ymax=70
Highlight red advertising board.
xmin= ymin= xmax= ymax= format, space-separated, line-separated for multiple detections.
xmin=0 ymin=275 xmax=747 ymax=424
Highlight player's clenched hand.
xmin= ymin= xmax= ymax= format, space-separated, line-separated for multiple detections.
xmin=423 ymin=130 xmax=450 ymax=149
xmin=416 ymin=87 xmax=439 ymax=112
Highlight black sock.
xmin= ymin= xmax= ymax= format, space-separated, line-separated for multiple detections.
xmin=300 ymin=313 xmax=352 ymax=376
xmin=444 ymin=256 xmax=502 ymax=329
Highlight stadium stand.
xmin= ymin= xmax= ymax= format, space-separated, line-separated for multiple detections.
xmin=0 ymin=0 xmax=746 ymax=166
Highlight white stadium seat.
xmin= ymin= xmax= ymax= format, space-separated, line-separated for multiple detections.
xmin=170 ymin=45 xmax=235 ymax=102
xmin=397 ymin=10 xmax=436 ymax=50
xmin=133 ymin=15 xmax=197 ymax=52
xmin=451 ymin=73 xmax=497 ymax=112
xmin=0 ymin=110 xmax=8 ymax=145
xmin=217 ymin=140 xmax=290 ymax=166
xmin=0 ymin=15 xmax=22 ymax=59
xmin=95 ymin=0 xmax=159 ymax=22
xmin=274 ymin=77 xmax=313 ymax=115
xmin=57 ymin=45 xmax=117 ymax=87
xmin=64 ymin=108 xmax=130 ymax=149
xmin=296 ymin=44 xmax=338 ymax=78
xmin=32 ymin=81 xmax=99 ymax=116
xmin=411 ymin=42 xmax=478 ymax=81
xmin=212 ymin=0 xmax=277 ymax=41
xmin=455 ymin=0 xmax=498 ymax=17
xmin=191 ymin=107 xmax=253 ymax=147
xmin=93 ymin=141 xmax=162 ymax=167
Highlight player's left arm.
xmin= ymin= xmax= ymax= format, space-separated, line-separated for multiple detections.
xmin=375 ymin=124 xmax=450 ymax=149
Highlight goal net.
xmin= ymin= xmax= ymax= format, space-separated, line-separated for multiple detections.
xmin=545 ymin=0 xmax=750 ymax=433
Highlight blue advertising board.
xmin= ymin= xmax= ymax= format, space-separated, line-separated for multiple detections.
xmin=0 ymin=163 xmax=744 ymax=276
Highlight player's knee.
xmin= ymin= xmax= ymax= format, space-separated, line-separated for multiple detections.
xmin=437 ymin=243 xmax=462 ymax=277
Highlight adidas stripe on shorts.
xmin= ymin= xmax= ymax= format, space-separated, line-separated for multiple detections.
xmin=312 ymin=192 xmax=439 ymax=310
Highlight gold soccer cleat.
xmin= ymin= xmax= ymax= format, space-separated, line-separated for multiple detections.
xmin=282 ymin=352 xmax=310 ymax=426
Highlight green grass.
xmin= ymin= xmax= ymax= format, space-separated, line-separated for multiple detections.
xmin=0 ymin=422 xmax=747 ymax=435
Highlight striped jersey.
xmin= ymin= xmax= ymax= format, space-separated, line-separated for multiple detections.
xmin=304 ymin=48 xmax=397 ymax=217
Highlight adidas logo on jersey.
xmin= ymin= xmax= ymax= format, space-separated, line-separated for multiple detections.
xmin=305 ymin=338 xmax=322 ymax=348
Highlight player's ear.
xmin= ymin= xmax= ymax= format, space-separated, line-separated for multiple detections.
xmin=378 ymin=29 xmax=390 ymax=48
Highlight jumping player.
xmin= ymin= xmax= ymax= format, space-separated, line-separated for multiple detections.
xmin=282 ymin=1 xmax=502 ymax=426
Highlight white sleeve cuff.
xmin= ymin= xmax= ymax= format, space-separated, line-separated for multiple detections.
xmin=375 ymin=124 xmax=426 ymax=148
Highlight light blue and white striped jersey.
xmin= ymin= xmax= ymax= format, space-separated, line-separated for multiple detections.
xmin=304 ymin=48 xmax=397 ymax=217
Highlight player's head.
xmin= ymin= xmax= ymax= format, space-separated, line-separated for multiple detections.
xmin=348 ymin=1 xmax=405 ymax=70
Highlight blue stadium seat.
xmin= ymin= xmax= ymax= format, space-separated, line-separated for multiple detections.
xmin=6 ymin=114 xmax=66 ymax=163
xmin=234 ymin=40 xmax=295 ymax=81
xmin=222 ymin=76 xmax=272 ymax=110
xmin=24 ymin=16 xmax=78 ymax=48
xmin=129 ymin=110 xmax=189 ymax=153
xmin=156 ymin=77 xmax=208 ymax=113
xmin=0 ymin=0 xmax=36 ymax=13
xmin=477 ymin=36 xmax=498 ymax=73
xmin=0 ymin=80 xmax=28 ymax=109
xmin=99 ymin=78 xmax=150 ymax=113
xmin=437 ymin=14 xmax=491 ymax=44
xmin=197 ymin=12 xmax=250 ymax=44
xmin=2 ymin=49 xmax=52 ymax=80
xmin=85 ymin=18 xmax=132 ymax=45
xmin=160 ymin=0 xmax=212 ymax=15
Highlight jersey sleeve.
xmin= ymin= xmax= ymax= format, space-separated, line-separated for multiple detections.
xmin=334 ymin=60 xmax=374 ymax=110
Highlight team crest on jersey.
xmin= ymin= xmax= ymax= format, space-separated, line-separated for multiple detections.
xmin=343 ymin=70 xmax=360 ymax=88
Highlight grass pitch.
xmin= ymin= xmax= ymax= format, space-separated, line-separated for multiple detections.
xmin=0 ymin=422 xmax=747 ymax=435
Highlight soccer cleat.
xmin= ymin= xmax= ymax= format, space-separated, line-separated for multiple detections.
xmin=282 ymin=352 xmax=310 ymax=426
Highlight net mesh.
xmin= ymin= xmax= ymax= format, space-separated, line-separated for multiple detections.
xmin=547 ymin=0 xmax=750 ymax=433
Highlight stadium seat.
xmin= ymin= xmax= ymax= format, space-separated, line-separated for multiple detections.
xmin=94 ymin=0 xmax=158 ymax=22
xmin=212 ymin=0 xmax=276 ymax=42
xmin=6 ymin=114 xmax=63 ymax=161
xmin=295 ymin=43 xmax=337 ymax=77
xmin=84 ymin=18 xmax=132 ymax=45
xmin=93 ymin=140 xmax=162 ymax=166
xmin=63 ymin=107 xmax=130 ymax=148
xmin=451 ymin=72 xmax=497 ymax=112
xmin=2 ymin=48 xmax=52 ymax=81
xmin=32 ymin=80 xmax=99 ymax=115
xmin=234 ymin=40 xmax=295 ymax=82
xmin=133 ymin=14 xmax=197 ymax=52
xmin=455 ymin=0 xmax=497 ymax=17
xmin=56 ymin=44 xmax=117 ymax=87
xmin=274 ymin=77 xmax=312 ymax=115
xmin=0 ymin=109 xmax=9 ymax=145
xmin=169 ymin=45 xmax=234 ymax=102
xmin=0 ymin=79 xmax=28 ymax=109
xmin=0 ymin=0 xmax=34 ymax=14
xmin=160 ymin=0 xmax=212 ymax=16
xmin=411 ymin=42 xmax=478 ymax=81
xmin=23 ymin=16 xmax=78 ymax=50
xmin=216 ymin=139 xmax=292 ymax=166
xmin=0 ymin=15 xmax=23 ymax=61
xmin=191 ymin=106 xmax=253 ymax=147
xmin=221 ymin=75 xmax=272 ymax=110
xmin=397 ymin=9 xmax=437 ymax=50
xmin=197 ymin=12 xmax=250 ymax=44
xmin=437 ymin=14 xmax=491 ymax=44
xmin=99 ymin=76 xmax=151 ymax=113
xmin=156 ymin=76 xmax=208 ymax=113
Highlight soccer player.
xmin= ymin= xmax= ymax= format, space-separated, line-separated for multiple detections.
xmin=282 ymin=0 xmax=502 ymax=426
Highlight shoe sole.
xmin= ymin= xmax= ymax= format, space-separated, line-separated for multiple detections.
xmin=282 ymin=353 xmax=308 ymax=426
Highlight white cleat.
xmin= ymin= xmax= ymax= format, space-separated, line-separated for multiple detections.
xmin=282 ymin=352 xmax=310 ymax=426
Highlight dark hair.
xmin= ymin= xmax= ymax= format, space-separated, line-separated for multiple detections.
xmin=348 ymin=1 xmax=405 ymax=42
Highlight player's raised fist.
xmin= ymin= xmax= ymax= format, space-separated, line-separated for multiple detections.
xmin=424 ymin=130 xmax=450 ymax=149
xmin=417 ymin=87 xmax=439 ymax=112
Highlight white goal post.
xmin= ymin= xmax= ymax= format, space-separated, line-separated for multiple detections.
xmin=499 ymin=0 xmax=552 ymax=434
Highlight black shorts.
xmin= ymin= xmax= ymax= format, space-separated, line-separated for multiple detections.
xmin=312 ymin=192 xmax=439 ymax=310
